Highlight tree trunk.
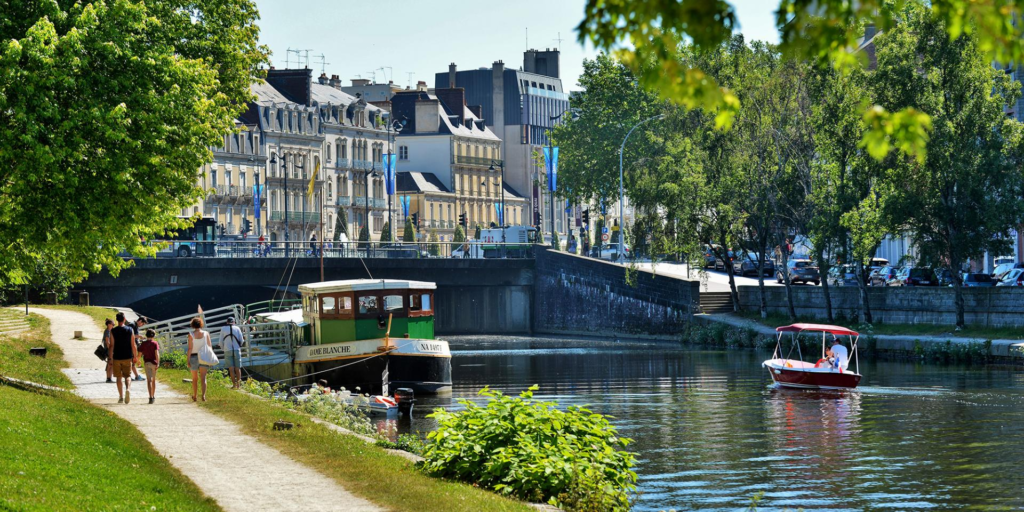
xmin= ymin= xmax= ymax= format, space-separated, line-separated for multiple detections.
xmin=726 ymin=261 xmax=740 ymax=313
xmin=757 ymin=243 xmax=768 ymax=320
xmin=817 ymin=247 xmax=834 ymax=322
xmin=950 ymin=255 xmax=966 ymax=329
xmin=780 ymin=245 xmax=796 ymax=321
xmin=856 ymin=261 xmax=873 ymax=324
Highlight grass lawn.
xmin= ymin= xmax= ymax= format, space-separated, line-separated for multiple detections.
xmin=0 ymin=386 xmax=220 ymax=512
xmin=0 ymin=318 xmax=220 ymax=512
xmin=0 ymin=314 xmax=72 ymax=388
xmin=736 ymin=311 xmax=1024 ymax=340
xmin=161 ymin=369 xmax=535 ymax=512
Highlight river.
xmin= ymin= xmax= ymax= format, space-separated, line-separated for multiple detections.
xmin=400 ymin=335 xmax=1024 ymax=511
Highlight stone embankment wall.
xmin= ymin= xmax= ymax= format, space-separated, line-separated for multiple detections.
xmin=534 ymin=249 xmax=699 ymax=337
xmin=738 ymin=286 xmax=1024 ymax=328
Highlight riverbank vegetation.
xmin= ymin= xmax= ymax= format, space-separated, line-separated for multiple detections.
xmin=0 ymin=316 xmax=220 ymax=511
xmin=160 ymin=370 xmax=535 ymax=512
xmin=423 ymin=386 xmax=638 ymax=511
xmin=735 ymin=311 xmax=1024 ymax=341
xmin=682 ymin=319 xmax=1000 ymax=365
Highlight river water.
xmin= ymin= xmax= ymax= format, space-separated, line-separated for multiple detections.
xmin=401 ymin=335 xmax=1024 ymax=511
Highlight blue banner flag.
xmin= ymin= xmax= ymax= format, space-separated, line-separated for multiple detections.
xmin=401 ymin=195 xmax=410 ymax=218
xmin=253 ymin=184 xmax=262 ymax=217
xmin=494 ymin=203 xmax=504 ymax=225
xmin=382 ymin=154 xmax=398 ymax=195
xmin=542 ymin=146 xmax=559 ymax=192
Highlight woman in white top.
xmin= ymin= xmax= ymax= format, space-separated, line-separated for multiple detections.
xmin=186 ymin=317 xmax=211 ymax=402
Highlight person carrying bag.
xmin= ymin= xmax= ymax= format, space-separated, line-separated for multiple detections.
xmin=187 ymin=317 xmax=215 ymax=402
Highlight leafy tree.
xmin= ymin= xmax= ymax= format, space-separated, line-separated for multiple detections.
xmin=453 ymin=225 xmax=466 ymax=244
xmin=427 ymin=229 xmax=440 ymax=257
xmin=870 ymin=3 xmax=1024 ymax=328
xmin=378 ymin=221 xmax=391 ymax=243
xmin=0 ymin=0 xmax=266 ymax=287
xmin=403 ymin=221 xmax=416 ymax=242
xmin=358 ymin=225 xmax=370 ymax=249
xmin=333 ymin=208 xmax=348 ymax=241
xmin=575 ymin=0 xmax=1024 ymax=162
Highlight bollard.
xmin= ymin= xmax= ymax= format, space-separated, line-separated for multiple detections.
xmin=78 ymin=291 xmax=90 ymax=306
xmin=73 ymin=331 xmax=83 ymax=339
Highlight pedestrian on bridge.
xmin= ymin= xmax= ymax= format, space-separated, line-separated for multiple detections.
xmin=220 ymin=317 xmax=244 ymax=389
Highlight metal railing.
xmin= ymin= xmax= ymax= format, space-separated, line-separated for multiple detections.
xmin=453 ymin=155 xmax=501 ymax=167
xmin=351 ymin=197 xmax=387 ymax=209
xmin=269 ymin=211 xmax=321 ymax=223
xmin=335 ymin=158 xmax=350 ymax=169
xmin=353 ymin=159 xmax=373 ymax=170
xmin=143 ymin=240 xmax=539 ymax=259
xmin=145 ymin=303 xmax=296 ymax=369
xmin=336 ymin=196 xmax=351 ymax=206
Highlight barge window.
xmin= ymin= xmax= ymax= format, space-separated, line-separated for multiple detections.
xmin=358 ymin=295 xmax=379 ymax=314
xmin=340 ymin=296 xmax=352 ymax=311
xmin=409 ymin=293 xmax=432 ymax=313
xmin=383 ymin=295 xmax=404 ymax=312
xmin=321 ymin=296 xmax=336 ymax=314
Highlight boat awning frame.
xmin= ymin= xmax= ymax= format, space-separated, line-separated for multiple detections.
xmin=775 ymin=323 xmax=859 ymax=337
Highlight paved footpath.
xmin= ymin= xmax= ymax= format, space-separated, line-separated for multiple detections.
xmin=29 ymin=307 xmax=380 ymax=512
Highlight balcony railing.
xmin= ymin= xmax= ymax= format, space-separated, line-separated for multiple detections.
xmin=336 ymin=196 xmax=351 ymax=206
xmin=353 ymin=159 xmax=373 ymax=170
xmin=454 ymin=155 xmax=502 ymax=167
xmin=350 ymin=197 xmax=387 ymax=209
xmin=269 ymin=211 xmax=321 ymax=223
xmin=335 ymin=158 xmax=350 ymax=169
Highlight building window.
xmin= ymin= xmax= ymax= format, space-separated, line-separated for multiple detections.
xmin=210 ymin=170 xmax=218 ymax=188
xmin=326 ymin=143 xmax=332 ymax=162
xmin=240 ymin=172 xmax=246 ymax=189
xmin=399 ymin=146 xmax=408 ymax=160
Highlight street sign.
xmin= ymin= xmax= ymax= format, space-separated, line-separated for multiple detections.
xmin=602 ymin=226 xmax=609 ymax=234
xmin=602 ymin=233 xmax=610 ymax=242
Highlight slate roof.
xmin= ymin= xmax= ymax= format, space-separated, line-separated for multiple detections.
xmin=310 ymin=83 xmax=384 ymax=114
xmin=396 ymin=171 xmax=452 ymax=194
xmin=251 ymin=81 xmax=294 ymax=105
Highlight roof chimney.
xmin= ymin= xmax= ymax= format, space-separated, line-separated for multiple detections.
xmin=329 ymin=74 xmax=341 ymax=88
xmin=318 ymin=72 xmax=329 ymax=85
xmin=416 ymin=80 xmax=428 ymax=92
xmin=449 ymin=62 xmax=457 ymax=88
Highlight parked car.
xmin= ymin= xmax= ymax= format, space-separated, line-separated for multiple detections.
xmin=827 ymin=265 xmax=859 ymax=287
xmin=888 ymin=267 xmax=938 ymax=286
xmin=776 ymin=259 xmax=820 ymax=285
xmin=997 ymin=268 xmax=1024 ymax=286
xmin=992 ymin=262 xmax=1024 ymax=281
xmin=599 ymin=244 xmax=632 ymax=261
xmin=870 ymin=266 xmax=899 ymax=286
xmin=702 ymin=245 xmax=717 ymax=268
xmin=961 ymin=273 xmax=996 ymax=287
xmin=935 ymin=268 xmax=953 ymax=287
xmin=713 ymin=248 xmax=733 ymax=271
xmin=738 ymin=251 xmax=775 ymax=277
xmin=378 ymin=243 xmax=428 ymax=259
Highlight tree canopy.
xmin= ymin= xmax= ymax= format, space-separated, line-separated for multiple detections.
xmin=0 ymin=0 xmax=267 ymax=286
xmin=575 ymin=0 xmax=1024 ymax=162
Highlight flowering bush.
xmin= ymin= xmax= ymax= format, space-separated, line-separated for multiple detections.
xmin=421 ymin=386 xmax=637 ymax=511
xmin=242 ymin=380 xmax=377 ymax=438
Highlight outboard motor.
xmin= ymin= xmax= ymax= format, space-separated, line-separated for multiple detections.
xmin=394 ymin=387 xmax=415 ymax=417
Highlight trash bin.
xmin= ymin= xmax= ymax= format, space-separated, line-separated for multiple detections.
xmin=79 ymin=291 xmax=90 ymax=306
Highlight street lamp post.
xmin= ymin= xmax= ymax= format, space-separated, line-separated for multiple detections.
xmin=364 ymin=164 xmax=379 ymax=255
xmin=488 ymin=160 xmax=505 ymax=256
xmin=547 ymin=110 xmax=578 ymax=250
xmin=385 ymin=116 xmax=406 ymax=242
xmin=618 ymin=114 xmax=664 ymax=260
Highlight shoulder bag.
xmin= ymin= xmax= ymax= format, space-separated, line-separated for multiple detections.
xmin=197 ymin=331 xmax=220 ymax=366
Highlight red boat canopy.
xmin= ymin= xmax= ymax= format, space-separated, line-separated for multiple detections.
xmin=775 ymin=323 xmax=859 ymax=336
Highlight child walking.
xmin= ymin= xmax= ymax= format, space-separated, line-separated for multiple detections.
xmin=138 ymin=329 xmax=160 ymax=404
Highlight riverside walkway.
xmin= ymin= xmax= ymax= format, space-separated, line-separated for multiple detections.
xmin=30 ymin=307 xmax=380 ymax=512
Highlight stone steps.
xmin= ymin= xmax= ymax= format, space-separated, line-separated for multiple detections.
xmin=700 ymin=292 xmax=735 ymax=314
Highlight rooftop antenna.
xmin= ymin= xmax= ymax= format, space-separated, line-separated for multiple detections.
xmin=285 ymin=47 xmax=300 ymax=68
xmin=314 ymin=53 xmax=330 ymax=74
xmin=525 ymin=27 xmax=528 ymax=51
xmin=406 ymin=72 xmax=414 ymax=88
xmin=301 ymin=49 xmax=313 ymax=68
xmin=553 ymin=32 xmax=565 ymax=52
xmin=380 ymin=66 xmax=393 ymax=83
xmin=367 ymin=70 xmax=377 ymax=83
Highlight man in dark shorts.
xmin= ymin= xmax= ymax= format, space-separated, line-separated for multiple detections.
xmin=107 ymin=312 xmax=138 ymax=404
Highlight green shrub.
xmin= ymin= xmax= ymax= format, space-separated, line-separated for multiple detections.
xmin=376 ymin=433 xmax=425 ymax=455
xmin=164 ymin=349 xmax=189 ymax=370
xmin=421 ymin=386 xmax=637 ymax=511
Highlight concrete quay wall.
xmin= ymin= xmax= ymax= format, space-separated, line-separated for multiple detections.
xmin=534 ymin=249 xmax=699 ymax=337
xmin=737 ymin=285 xmax=1024 ymax=328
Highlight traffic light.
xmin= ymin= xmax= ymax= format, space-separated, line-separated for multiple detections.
xmin=458 ymin=212 xmax=467 ymax=228
xmin=582 ymin=209 xmax=589 ymax=226
xmin=411 ymin=213 xmax=419 ymax=228
xmin=242 ymin=218 xmax=251 ymax=235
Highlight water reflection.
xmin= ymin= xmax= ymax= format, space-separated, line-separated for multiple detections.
xmin=402 ymin=335 xmax=1024 ymax=511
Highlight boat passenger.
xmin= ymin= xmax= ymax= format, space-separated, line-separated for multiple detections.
xmin=831 ymin=338 xmax=849 ymax=372
xmin=815 ymin=347 xmax=835 ymax=368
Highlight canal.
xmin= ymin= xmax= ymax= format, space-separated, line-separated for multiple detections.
xmin=402 ymin=335 xmax=1024 ymax=511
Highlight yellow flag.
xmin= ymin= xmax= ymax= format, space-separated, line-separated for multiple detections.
xmin=306 ymin=160 xmax=320 ymax=200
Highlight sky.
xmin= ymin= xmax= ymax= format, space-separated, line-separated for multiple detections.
xmin=253 ymin=0 xmax=780 ymax=92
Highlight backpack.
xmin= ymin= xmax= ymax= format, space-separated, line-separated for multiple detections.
xmin=223 ymin=327 xmax=244 ymax=349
